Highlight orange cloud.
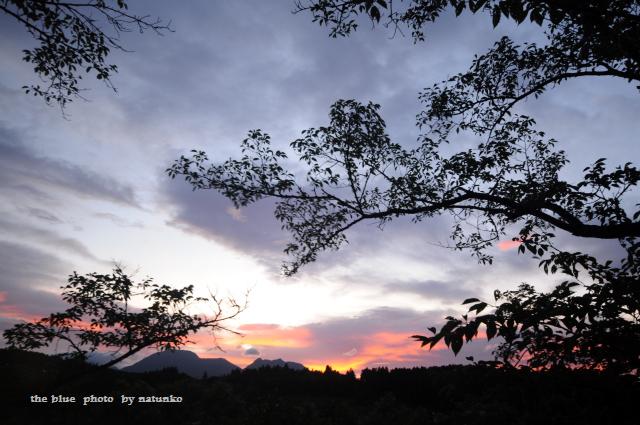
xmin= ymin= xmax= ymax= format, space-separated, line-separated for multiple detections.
xmin=181 ymin=323 xmax=313 ymax=366
xmin=497 ymin=239 xmax=522 ymax=251
xmin=230 ymin=323 xmax=312 ymax=348
xmin=305 ymin=331 xmax=446 ymax=373
xmin=0 ymin=291 xmax=7 ymax=303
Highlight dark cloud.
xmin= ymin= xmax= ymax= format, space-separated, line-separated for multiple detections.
xmin=0 ymin=240 xmax=71 ymax=340
xmin=0 ymin=240 xmax=70 ymax=292
xmin=24 ymin=207 xmax=63 ymax=224
xmin=164 ymin=178 xmax=286 ymax=261
xmin=95 ymin=0 xmax=536 ymax=158
xmin=309 ymin=307 xmax=443 ymax=341
xmin=146 ymin=2 xmax=537 ymax=254
xmin=244 ymin=347 xmax=260 ymax=356
xmin=163 ymin=168 xmax=465 ymax=274
xmin=384 ymin=279 xmax=477 ymax=303
xmin=0 ymin=217 xmax=104 ymax=263
xmin=0 ymin=128 xmax=138 ymax=206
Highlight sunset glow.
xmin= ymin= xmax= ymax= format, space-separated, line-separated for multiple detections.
xmin=196 ymin=326 xmax=465 ymax=373
xmin=230 ymin=324 xmax=313 ymax=348
xmin=0 ymin=304 xmax=41 ymax=323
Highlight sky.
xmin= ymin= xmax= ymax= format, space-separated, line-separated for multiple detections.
xmin=0 ymin=1 xmax=638 ymax=373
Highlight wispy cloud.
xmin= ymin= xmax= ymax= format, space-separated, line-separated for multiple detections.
xmin=0 ymin=217 xmax=104 ymax=263
xmin=93 ymin=212 xmax=144 ymax=228
xmin=0 ymin=129 xmax=138 ymax=206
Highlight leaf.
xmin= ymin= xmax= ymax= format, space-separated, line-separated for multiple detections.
xmin=462 ymin=297 xmax=480 ymax=304
xmin=429 ymin=333 xmax=444 ymax=350
xmin=412 ymin=335 xmax=430 ymax=347
xmin=451 ymin=333 xmax=463 ymax=355
xmin=486 ymin=321 xmax=497 ymax=340
xmin=530 ymin=8 xmax=544 ymax=26
xmin=370 ymin=6 xmax=381 ymax=22
xmin=469 ymin=302 xmax=488 ymax=314
xmin=492 ymin=6 xmax=501 ymax=27
xmin=470 ymin=0 xmax=488 ymax=13
xmin=464 ymin=321 xmax=479 ymax=341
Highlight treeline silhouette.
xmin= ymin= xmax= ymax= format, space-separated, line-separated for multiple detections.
xmin=1 ymin=349 xmax=638 ymax=425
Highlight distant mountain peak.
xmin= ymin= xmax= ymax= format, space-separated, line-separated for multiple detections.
xmin=245 ymin=357 xmax=306 ymax=370
xmin=122 ymin=350 xmax=239 ymax=378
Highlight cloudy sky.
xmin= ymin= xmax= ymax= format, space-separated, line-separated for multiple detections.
xmin=0 ymin=1 xmax=637 ymax=372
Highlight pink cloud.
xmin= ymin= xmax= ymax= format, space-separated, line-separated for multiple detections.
xmin=497 ymin=239 xmax=522 ymax=251
xmin=238 ymin=323 xmax=281 ymax=331
xmin=0 ymin=304 xmax=42 ymax=323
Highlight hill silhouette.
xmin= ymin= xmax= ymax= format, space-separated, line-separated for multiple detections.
xmin=119 ymin=350 xmax=307 ymax=377
xmin=245 ymin=357 xmax=306 ymax=370
xmin=121 ymin=350 xmax=239 ymax=377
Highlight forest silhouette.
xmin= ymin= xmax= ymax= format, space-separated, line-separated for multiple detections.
xmin=1 ymin=348 xmax=638 ymax=425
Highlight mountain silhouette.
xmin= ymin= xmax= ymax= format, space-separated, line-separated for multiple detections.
xmin=121 ymin=350 xmax=307 ymax=377
xmin=245 ymin=357 xmax=306 ymax=370
xmin=122 ymin=350 xmax=239 ymax=378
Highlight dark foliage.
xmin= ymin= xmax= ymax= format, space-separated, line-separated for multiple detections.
xmin=2 ymin=267 xmax=245 ymax=369
xmin=295 ymin=0 xmax=640 ymax=83
xmin=1 ymin=349 xmax=638 ymax=425
xmin=0 ymin=0 xmax=171 ymax=110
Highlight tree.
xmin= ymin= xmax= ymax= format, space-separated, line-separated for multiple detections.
xmin=167 ymin=1 xmax=640 ymax=374
xmin=3 ymin=267 xmax=245 ymax=369
xmin=0 ymin=0 xmax=171 ymax=110
xmin=296 ymin=1 xmax=639 ymax=121
xmin=295 ymin=1 xmax=639 ymax=77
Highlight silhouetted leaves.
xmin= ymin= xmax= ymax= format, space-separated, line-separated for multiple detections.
xmin=2 ymin=267 xmax=245 ymax=368
xmin=1 ymin=0 xmax=171 ymax=110
xmin=168 ymin=99 xmax=639 ymax=277
xmin=296 ymin=1 xmax=640 ymax=77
